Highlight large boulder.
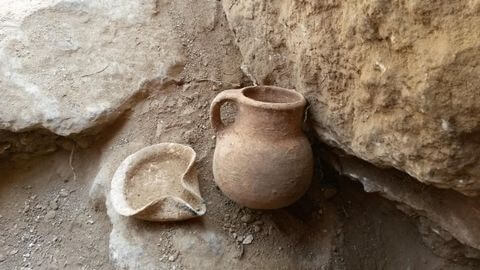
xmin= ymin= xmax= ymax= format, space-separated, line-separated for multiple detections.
xmin=0 ymin=0 xmax=183 ymax=136
xmin=222 ymin=0 xmax=480 ymax=196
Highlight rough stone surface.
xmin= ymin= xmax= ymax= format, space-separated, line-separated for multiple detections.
xmin=323 ymin=147 xmax=480 ymax=259
xmin=0 ymin=0 xmax=183 ymax=136
xmin=223 ymin=0 xmax=480 ymax=195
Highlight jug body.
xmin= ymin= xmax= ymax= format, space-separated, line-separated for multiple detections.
xmin=210 ymin=86 xmax=313 ymax=209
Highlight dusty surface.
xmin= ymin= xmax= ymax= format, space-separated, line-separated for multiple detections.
xmin=223 ymin=0 xmax=480 ymax=196
xmin=2 ymin=146 xmax=477 ymax=269
xmin=0 ymin=150 xmax=111 ymax=269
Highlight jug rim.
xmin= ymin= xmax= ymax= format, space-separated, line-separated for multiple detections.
xmin=239 ymin=85 xmax=306 ymax=110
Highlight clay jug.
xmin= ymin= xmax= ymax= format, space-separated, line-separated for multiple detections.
xmin=210 ymin=85 xmax=313 ymax=209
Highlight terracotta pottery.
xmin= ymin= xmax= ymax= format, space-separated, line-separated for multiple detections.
xmin=110 ymin=143 xmax=206 ymax=221
xmin=210 ymin=86 xmax=313 ymax=209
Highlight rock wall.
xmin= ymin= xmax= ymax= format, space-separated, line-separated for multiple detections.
xmin=222 ymin=0 xmax=480 ymax=195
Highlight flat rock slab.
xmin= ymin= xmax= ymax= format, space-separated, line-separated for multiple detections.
xmin=0 ymin=0 xmax=183 ymax=136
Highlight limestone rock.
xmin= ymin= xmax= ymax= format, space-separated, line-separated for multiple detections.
xmin=223 ymin=0 xmax=480 ymax=195
xmin=0 ymin=0 xmax=184 ymax=136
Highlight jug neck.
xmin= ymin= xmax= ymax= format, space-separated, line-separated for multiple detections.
xmin=213 ymin=86 xmax=308 ymax=138
xmin=233 ymin=102 xmax=305 ymax=138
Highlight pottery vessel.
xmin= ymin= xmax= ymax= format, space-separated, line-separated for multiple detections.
xmin=110 ymin=143 xmax=206 ymax=221
xmin=210 ymin=86 xmax=313 ymax=209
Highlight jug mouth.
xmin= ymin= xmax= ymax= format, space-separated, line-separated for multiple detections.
xmin=241 ymin=86 xmax=306 ymax=110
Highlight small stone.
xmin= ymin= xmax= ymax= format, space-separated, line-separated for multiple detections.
xmin=253 ymin=225 xmax=261 ymax=233
xmin=240 ymin=214 xmax=253 ymax=223
xmin=236 ymin=235 xmax=244 ymax=242
xmin=45 ymin=210 xmax=56 ymax=220
xmin=168 ymin=252 xmax=178 ymax=262
xmin=0 ymin=254 xmax=5 ymax=262
xmin=59 ymin=189 xmax=69 ymax=197
xmin=86 ymin=219 xmax=95 ymax=225
xmin=234 ymin=244 xmax=244 ymax=259
xmin=232 ymin=233 xmax=237 ymax=239
xmin=49 ymin=200 xmax=59 ymax=210
xmin=9 ymin=249 xmax=18 ymax=255
xmin=242 ymin=234 xmax=253 ymax=245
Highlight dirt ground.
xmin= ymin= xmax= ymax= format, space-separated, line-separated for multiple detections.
xmin=1 ymin=0 xmax=480 ymax=269
xmin=2 ymin=144 xmax=478 ymax=269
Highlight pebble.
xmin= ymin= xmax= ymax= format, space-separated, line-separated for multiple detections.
xmin=240 ymin=214 xmax=253 ymax=223
xmin=236 ymin=235 xmax=244 ymax=242
xmin=242 ymin=234 xmax=253 ymax=245
xmin=45 ymin=210 xmax=56 ymax=220
xmin=86 ymin=219 xmax=95 ymax=225
xmin=253 ymin=225 xmax=261 ymax=233
xmin=59 ymin=189 xmax=69 ymax=197
xmin=49 ymin=200 xmax=59 ymax=210
xmin=9 ymin=249 xmax=18 ymax=255
xmin=0 ymin=254 xmax=5 ymax=262
xmin=168 ymin=252 xmax=179 ymax=262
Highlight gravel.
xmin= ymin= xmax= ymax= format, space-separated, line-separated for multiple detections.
xmin=242 ymin=234 xmax=253 ymax=245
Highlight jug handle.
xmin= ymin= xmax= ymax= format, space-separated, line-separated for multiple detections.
xmin=210 ymin=89 xmax=240 ymax=133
